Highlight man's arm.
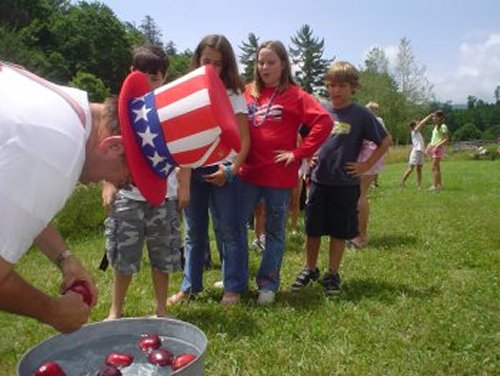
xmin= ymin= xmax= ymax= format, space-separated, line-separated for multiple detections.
xmin=34 ymin=223 xmax=98 ymax=305
xmin=0 ymin=256 xmax=90 ymax=332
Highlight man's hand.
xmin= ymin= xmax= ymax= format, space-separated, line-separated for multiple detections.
xmin=60 ymin=257 xmax=98 ymax=307
xmin=47 ymin=293 xmax=91 ymax=333
xmin=102 ymin=181 xmax=118 ymax=213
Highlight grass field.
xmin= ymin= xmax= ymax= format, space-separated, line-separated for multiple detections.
xmin=1 ymin=156 xmax=499 ymax=375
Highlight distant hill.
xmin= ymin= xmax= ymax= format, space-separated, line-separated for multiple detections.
xmin=451 ymin=103 xmax=467 ymax=109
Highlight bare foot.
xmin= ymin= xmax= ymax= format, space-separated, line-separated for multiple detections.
xmin=105 ymin=312 xmax=122 ymax=321
xmin=221 ymin=292 xmax=240 ymax=306
xmin=166 ymin=291 xmax=187 ymax=306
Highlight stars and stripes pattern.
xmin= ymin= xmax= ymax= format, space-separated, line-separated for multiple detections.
xmin=129 ymin=66 xmax=235 ymax=179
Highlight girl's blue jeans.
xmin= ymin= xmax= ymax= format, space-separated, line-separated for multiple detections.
xmin=238 ymin=180 xmax=291 ymax=292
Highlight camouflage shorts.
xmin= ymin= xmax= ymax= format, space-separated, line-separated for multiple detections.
xmin=105 ymin=192 xmax=182 ymax=274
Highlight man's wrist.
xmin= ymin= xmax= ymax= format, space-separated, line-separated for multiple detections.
xmin=54 ymin=250 xmax=73 ymax=269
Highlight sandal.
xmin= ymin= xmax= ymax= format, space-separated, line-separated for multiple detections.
xmin=221 ymin=293 xmax=240 ymax=306
xmin=348 ymin=237 xmax=366 ymax=249
xmin=166 ymin=291 xmax=188 ymax=306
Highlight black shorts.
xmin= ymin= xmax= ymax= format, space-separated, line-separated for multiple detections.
xmin=305 ymin=183 xmax=360 ymax=239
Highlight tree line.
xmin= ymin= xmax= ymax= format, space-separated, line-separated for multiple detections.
xmin=1 ymin=0 xmax=499 ymax=144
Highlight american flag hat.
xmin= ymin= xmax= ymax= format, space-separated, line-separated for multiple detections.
xmin=118 ymin=65 xmax=241 ymax=206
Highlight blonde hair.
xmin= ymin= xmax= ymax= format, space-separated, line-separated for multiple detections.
xmin=251 ymin=40 xmax=296 ymax=98
xmin=324 ymin=61 xmax=360 ymax=91
xmin=366 ymin=101 xmax=380 ymax=111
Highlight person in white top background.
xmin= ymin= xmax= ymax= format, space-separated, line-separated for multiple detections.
xmin=400 ymin=113 xmax=433 ymax=189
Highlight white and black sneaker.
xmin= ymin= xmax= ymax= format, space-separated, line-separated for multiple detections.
xmin=291 ymin=267 xmax=320 ymax=292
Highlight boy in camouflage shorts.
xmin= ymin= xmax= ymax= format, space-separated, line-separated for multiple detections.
xmin=103 ymin=45 xmax=187 ymax=318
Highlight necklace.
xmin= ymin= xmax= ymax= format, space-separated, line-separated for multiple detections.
xmin=252 ymin=88 xmax=278 ymax=127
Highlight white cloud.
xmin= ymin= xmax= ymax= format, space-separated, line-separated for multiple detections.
xmin=430 ymin=33 xmax=500 ymax=104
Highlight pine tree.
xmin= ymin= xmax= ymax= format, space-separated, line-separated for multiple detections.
xmin=289 ymin=24 xmax=332 ymax=95
xmin=139 ymin=15 xmax=163 ymax=48
xmin=393 ymin=37 xmax=433 ymax=104
xmin=364 ymin=46 xmax=390 ymax=74
xmin=239 ymin=32 xmax=259 ymax=84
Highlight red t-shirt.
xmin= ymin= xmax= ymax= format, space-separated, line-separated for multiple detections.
xmin=241 ymin=84 xmax=332 ymax=188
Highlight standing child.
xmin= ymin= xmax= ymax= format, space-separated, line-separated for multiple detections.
xmin=400 ymin=113 xmax=433 ymax=188
xmin=167 ymin=34 xmax=250 ymax=305
xmin=426 ymin=110 xmax=449 ymax=191
xmin=103 ymin=44 xmax=186 ymax=319
xmin=240 ymin=40 xmax=332 ymax=304
xmin=291 ymin=61 xmax=391 ymax=295
xmin=349 ymin=101 xmax=391 ymax=248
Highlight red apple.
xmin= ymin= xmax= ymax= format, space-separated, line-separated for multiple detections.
xmin=147 ymin=348 xmax=173 ymax=366
xmin=96 ymin=364 xmax=122 ymax=376
xmin=172 ymin=353 xmax=197 ymax=371
xmin=138 ymin=334 xmax=161 ymax=353
xmin=105 ymin=352 xmax=134 ymax=368
xmin=34 ymin=361 xmax=66 ymax=376
xmin=63 ymin=280 xmax=93 ymax=306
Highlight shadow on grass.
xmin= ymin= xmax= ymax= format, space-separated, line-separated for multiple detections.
xmin=342 ymin=278 xmax=439 ymax=303
xmin=367 ymin=234 xmax=419 ymax=249
xmin=172 ymin=301 xmax=261 ymax=340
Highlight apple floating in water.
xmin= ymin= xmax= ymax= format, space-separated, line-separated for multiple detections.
xmin=138 ymin=333 xmax=161 ymax=353
xmin=96 ymin=364 xmax=122 ymax=376
xmin=105 ymin=352 xmax=134 ymax=368
xmin=172 ymin=353 xmax=197 ymax=371
xmin=147 ymin=348 xmax=173 ymax=366
xmin=34 ymin=361 xmax=66 ymax=376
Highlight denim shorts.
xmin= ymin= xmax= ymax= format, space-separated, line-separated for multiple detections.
xmin=305 ymin=183 xmax=360 ymax=239
xmin=105 ymin=193 xmax=182 ymax=274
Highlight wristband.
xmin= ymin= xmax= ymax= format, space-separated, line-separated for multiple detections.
xmin=224 ymin=165 xmax=234 ymax=183
xmin=55 ymin=249 xmax=73 ymax=268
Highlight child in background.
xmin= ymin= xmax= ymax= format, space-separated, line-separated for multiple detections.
xmin=240 ymin=40 xmax=332 ymax=304
xmin=291 ymin=61 xmax=391 ymax=295
xmin=400 ymin=113 xmax=433 ymax=188
xmin=426 ymin=110 xmax=449 ymax=191
xmin=365 ymin=102 xmax=387 ymax=188
xmin=349 ymin=101 xmax=391 ymax=248
xmin=167 ymin=34 xmax=250 ymax=305
xmin=103 ymin=44 xmax=187 ymax=319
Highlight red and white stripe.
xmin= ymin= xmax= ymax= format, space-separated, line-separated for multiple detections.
xmin=153 ymin=66 xmax=226 ymax=167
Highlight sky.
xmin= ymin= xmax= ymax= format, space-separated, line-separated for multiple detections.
xmin=95 ymin=0 xmax=500 ymax=104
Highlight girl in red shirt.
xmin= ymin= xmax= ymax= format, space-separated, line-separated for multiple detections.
xmin=240 ymin=40 xmax=332 ymax=304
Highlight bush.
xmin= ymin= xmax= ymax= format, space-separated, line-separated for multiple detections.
xmin=53 ymin=183 xmax=105 ymax=240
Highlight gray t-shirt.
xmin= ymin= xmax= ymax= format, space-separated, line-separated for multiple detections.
xmin=312 ymin=102 xmax=388 ymax=186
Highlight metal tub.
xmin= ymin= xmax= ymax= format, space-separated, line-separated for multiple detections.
xmin=17 ymin=318 xmax=207 ymax=375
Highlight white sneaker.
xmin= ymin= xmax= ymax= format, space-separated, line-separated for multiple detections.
xmin=257 ymin=290 xmax=276 ymax=305
xmin=213 ymin=280 xmax=224 ymax=289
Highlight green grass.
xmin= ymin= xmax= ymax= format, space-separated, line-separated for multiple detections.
xmin=1 ymin=158 xmax=499 ymax=375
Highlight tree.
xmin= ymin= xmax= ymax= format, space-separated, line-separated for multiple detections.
xmin=49 ymin=2 xmax=132 ymax=92
xmin=123 ymin=21 xmax=147 ymax=48
xmin=453 ymin=123 xmax=482 ymax=141
xmin=364 ymin=46 xmax=390 ymax=74
xmin=139 ymin=15 xmax=162 ymax=47
xmin=495 ymin=85 xmax=500 ymax=105
xmin=289 ymin=24 xmax=332 ymax=95
xmin=239 ymin=32 xmax=259 ymax=84
xmin=167 ymin=50 xmax=192 ymax=81
xmin=164 ymin=40 xmax=177 ymax=56
xmin=356 ymin=69 xmax=409 ymax=144
xmin=0 ymin=0 xmax=68 ymax=31
xmin=393 ymin=37 xmax=433 ymax=104
xmin=70 ymin=71 xmax=110 ymax=102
